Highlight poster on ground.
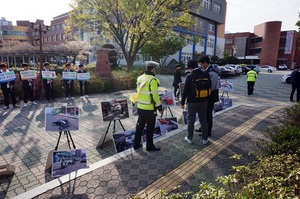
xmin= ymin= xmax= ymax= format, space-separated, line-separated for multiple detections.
xmin=101 ymin=99 xmax=129 ymax=122
xmin=52 ymin=149 xmax=88 ymax=178
xmin=157 ymin=117 xmax=178 ymax=134
xmin=45 ymin=106 xmax=79 ymax=132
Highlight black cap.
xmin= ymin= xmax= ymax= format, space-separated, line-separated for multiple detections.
xmin=43 ymin=62 xmax=50 ymax=66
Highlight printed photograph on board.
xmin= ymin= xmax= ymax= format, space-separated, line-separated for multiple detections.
xmin=112 ymin=123 xmax=161 ymax=153
xmin=157 ymin=117 xmax=178 ymax=134
xmin=159 ymin=91 xmax=176 ymax=107
xmin=45 ymin=106 xmax=79 ymax=132
xmin=219 ymin=80 xmax=233 ymax=92
xmin=52 ymin=149 xmax=87 ymax=177
xmin=101 ymin=99 xmax=129 ymax=122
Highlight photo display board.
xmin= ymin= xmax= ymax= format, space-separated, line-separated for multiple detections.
xmin=52 ymin=149 xmax=87 ymax=177
xmin=45 ymin=106 xmax=79 ymax=132
xmin=101 ymin=99 xmax=129 ymax=122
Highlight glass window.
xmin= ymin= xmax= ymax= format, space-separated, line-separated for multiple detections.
xmin=208 ymin=38 xmax=214 ymax=48
xmin=208 ymin=22 xmax=215 ymax=32
xmin=203 ymin=0 xmax=212 ymax=10
xmin=213 ymin=3 xmax=221 ymax=14
xmin=225 ymin=39 xmax=233 ymax=44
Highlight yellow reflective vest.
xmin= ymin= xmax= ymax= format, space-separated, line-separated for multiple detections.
xmin=247 ymin=70 xmax=257 ymax=82
xmin=136 ymin=74 xmax=161 ymax=111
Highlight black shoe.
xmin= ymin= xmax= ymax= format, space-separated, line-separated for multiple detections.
xmin=133 ymin=144 xmax=142 ymax=150
xmin=198 ymin=133 xmax=203 ymax=136
xmin=146 ymin=147 xmax=161 ymax=151
xmin=290 ymin=99 xmax=294 ymax=102
xmin=52 ymin=99 xmax=57 ymax=101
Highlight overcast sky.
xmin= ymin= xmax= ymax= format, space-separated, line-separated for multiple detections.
xmin=1 ymin=0 xmax=299 ymax=32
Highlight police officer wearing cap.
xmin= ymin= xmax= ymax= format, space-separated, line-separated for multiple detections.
xmin=133 ymin=61 xmax=163 ymax=151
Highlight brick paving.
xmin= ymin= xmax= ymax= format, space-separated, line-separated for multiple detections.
xmin=0 ymin=72 xmax=293 ymax=199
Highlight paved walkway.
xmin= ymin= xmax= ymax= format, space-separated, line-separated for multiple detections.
xmin=0 ymin=73 xmax=292 ymax=199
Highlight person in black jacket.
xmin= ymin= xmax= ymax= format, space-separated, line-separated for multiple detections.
xmin=172 ymin=64 xmax=182 ymax=100
xmin=0 ymin=63 xmax=19 ymax=110
xmin=42 ymin=62 xmax=56 ymax=103
xmin=290 ymin=65 xmax=300 ymax=102
xmin=197 ymin=55 xmax=220 ymax=137
xmin=77 ymin=64 xmax=88 ymax=98
xmin=63 ymin=63 xmax=74 ymax=100
xmin=180 ymin=60 xmax=210 ymax=145
xmin=21 ymin=63 xmax=37 ymax=107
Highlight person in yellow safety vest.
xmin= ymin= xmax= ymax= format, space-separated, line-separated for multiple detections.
xmin=246 ymin=66 xmax=258 ymax=95
xmin=133 ymin=61 xmax=163 ymax=152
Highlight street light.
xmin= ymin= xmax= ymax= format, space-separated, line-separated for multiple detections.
xmin=30 ymin=21 xmax=49 ymax=71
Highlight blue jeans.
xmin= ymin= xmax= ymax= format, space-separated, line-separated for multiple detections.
xmin=187 ymin=102 xmax=208 ymax=140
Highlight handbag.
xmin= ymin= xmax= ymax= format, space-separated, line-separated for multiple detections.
xmin=213 ymin=100 xmax=223 ymax=112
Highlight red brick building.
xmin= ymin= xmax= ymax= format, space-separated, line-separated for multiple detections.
xmin=225 ymin=21 xmax=300 ymax=69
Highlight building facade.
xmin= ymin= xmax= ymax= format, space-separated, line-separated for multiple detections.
xmin=225 ymin=21 xmax=300 ymax=69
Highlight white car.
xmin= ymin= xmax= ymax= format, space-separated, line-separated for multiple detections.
xmin=278 ymin=64 xmax=288 ymax=70
xmin=260 ymin=65 xmax=276 ymax=73
xmin=281 ymin=73 xmax=292 ymax=84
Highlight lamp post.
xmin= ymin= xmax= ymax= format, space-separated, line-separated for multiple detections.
xmin=30 ymin=21 xmax=49 ymax=71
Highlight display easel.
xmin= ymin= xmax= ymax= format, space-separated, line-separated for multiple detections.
xmin=45 ymin=131 xmax=76 ymax=172
xmin=55 ymin=131 xmax=76 ymax=151
xmin=161 ymin=106 xmax=174 ymax=118
xmin=221 ymin=91 xmax=229 ymax=98
xmin=99 ymin=119 xmax=126 ymax=149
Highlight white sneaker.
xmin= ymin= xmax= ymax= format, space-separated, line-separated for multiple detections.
xmin=65 ymin=97 xmax=69 ymax=100
xmin=84 ymin=95 xmax=89 ymax=98
xmin=203 ymin=139 xmax=210 ymax=145
xmin=71 ymin=97 xmax=74 ymax=100
xmin=3 ymin=106 xmax=9 ymax=110
xmin=184 ymin=136 xmax=192 ymax=144
xmin=80 ymin=96 xmax=85 ymax=98
xmin=23 ymin=103 xmax=28 ymax=108
xmin=31 ymin=101 xmax=37 ymax=105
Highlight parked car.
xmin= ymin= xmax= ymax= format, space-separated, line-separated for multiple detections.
xmin=219 ymin=66 xmax=235 ymax=78
xmin=244 ymin=65 xmax=260 ymax=74
xmin=226 ymin=65 xmax=242 ymax=76
xmin=242 ymin=66 xmax=250 ymax=75
xmin=211 ymin=64 xmax=222 ymax=76
xmin=281 ymin=73 xmax=292 ymax=84
xmin=278 ymin=64 xmax=288 ymax=70
xmin=260 ymin=65 xmax=276 ymax=73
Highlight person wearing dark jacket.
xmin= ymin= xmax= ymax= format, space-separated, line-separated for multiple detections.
xmin=180 ymin=60 xmax=210 ymax=145
xmin=290 ymin=65 xmax=300 ymax=102
xmin=197 ymin=55 xmax=220 ymax=137
xmin=21 ymin=63 xmax=37 ymax=107
xmin=63 ymin=63 xmax=74 ymax=100
xmin=42 ymin=62 xmax=56 ymax=103
xmin=172 ymin=64 xmax=182 ymax=100
xmin=77 ymin=64 xmax=88 ymax=98
xmin=0 ymin=63 xmax=19 ymax=110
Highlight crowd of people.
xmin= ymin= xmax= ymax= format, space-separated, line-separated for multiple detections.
xmin=0 ymin=62 xmax=89 ymax=110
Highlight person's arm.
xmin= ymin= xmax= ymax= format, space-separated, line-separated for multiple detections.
xmin=149 ymin=79 xmax=162 ymax=112
xmin=180 ymin=74 xmax=191 ymax=107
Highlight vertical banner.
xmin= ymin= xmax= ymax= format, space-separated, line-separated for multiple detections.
xmin=284 ymin=31 xmax=293 ymax=55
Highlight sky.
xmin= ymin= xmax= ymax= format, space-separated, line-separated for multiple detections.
xmin=1 ymin=0 xmax=299 ymax=33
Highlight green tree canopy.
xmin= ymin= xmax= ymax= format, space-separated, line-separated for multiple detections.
xmin=68 ymin=0 xmax=198 ymax=69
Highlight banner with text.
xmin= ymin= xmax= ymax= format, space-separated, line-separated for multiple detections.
xmin=20 ymin=70 xmax=37 ymax=80
xmin=77 ymin=72 xmax=90 ymax=81
xmin=42 ymin=71 xmax=57 ymax=80
xmin=0 ymin=71 xmax=16 ymax=83
xmin=62 ymin=72 xmax=77 ymax=80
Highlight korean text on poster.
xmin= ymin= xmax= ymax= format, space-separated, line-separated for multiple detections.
xmin=77 ymin=73 xmax=90 ymax=81
xmin=42 ymin=71 xmax=57 ymax=80
xmin=20 ymin=70 xmax=37 ymax=80
xmin=62 ymin=72 xmax=77 ymax=80
xmin=0 ymin=71 xmax=16 ymax=83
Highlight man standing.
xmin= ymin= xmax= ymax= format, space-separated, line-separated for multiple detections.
xmin=133 ymin=61 xmax=163 ymax=151
xmin=42 ymin=62 xmax=56 ymax=103
xmin=172 ymin=64 xmax=182 ymax=100
xmin=181 ymin=59 xmax=210 ymax=145
xmin=63 ymin=63 xmax=74 ymax=100
xmin=290 ymin=65 xmax=300 ymax=102
xmin=21 ymin=63 xmax=37 ymax=107
xmin=197 ymin=55 xmax=220 ymax=137
xmin=0 ymin=63 xmax=19 ymax=110
xmin=77 ymin=64 xmax=89 ymax=98
xmin=246 ymin=66 xmax=258 ymax=95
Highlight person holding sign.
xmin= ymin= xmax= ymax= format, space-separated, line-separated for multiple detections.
xmin=20 ymin=63 xmax=37 ymax=107
xmin=42 ymin=62 xmax=56 ymax=103
xmin=77 ymin=64 xmax=89 ymax=98
xmin=0 ymin=63 xmax=19 ymax=110
xmin=63 ymin=63 xmax=75 ymax=100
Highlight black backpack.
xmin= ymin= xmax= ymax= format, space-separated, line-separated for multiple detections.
xmin=192 ymin=70 xmax=212 ymax=100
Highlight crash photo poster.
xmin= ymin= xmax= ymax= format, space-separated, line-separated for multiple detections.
xmin=45 ymin=106 xmax=79 ymax=132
